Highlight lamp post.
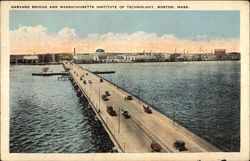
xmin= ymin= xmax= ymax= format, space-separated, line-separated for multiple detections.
xmin=118 ymin=106 xmax=120 ymax=133
xmin=123 ymin=142 xmax=126 ymax=152
xmin=99 ymin=87 xmax=102 ymax=108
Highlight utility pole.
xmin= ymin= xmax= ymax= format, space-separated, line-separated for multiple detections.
xmin=118 ymin=106 xmax=120 ymax=133
xmin=99 ymin=87 xmax=101 ymax=108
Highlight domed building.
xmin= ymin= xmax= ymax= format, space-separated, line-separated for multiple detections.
xmin=94 ymin=48 xmax=108 ymax=62
xmin=95 ymin=48 xmax=105 ymax=53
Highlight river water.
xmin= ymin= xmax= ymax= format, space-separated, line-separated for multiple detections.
xmin=10 ymin=61 xmax=240 ymax=152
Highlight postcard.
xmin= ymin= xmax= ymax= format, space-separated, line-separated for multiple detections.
xmin=1 ymin=1 xmax=249 ymax=161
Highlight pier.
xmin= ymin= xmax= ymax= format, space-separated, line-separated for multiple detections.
xmin=62 ymin=61 xmax=220 ymax=153
xmin=92 ymin=71 xmax=115 ymax=74
xmin=32 ymin=72 xmax=69 ymax=76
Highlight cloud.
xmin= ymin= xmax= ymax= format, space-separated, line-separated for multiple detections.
xmin=10 ymin=25 xmax=239 ymax=54
xmin=58 ymin=27 xmax=77 ymax=37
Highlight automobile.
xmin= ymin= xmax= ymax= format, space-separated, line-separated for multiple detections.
xmin=143 ymin=105 xmax=152 ymax=114
xmin=106 ymin=106 xmax=117 ymax=116
xmin=105 ymin=91 xmax=110 ymax=96
xmin=121 ymin=109 xmax=130 ymax=119
xmin=124 ymin=95 xmax=133 ymax=100
xmin=102 ymin=95 xmax=109 ymax=101
xmin=109 ymin=147 xmax=118 ymax=153
xmin=150 ymin=142 xmax=162 ymax=152
xmin=173 ymin=140 xmax=187 ymax=151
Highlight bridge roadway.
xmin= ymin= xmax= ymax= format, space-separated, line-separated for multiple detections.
xmin=63 ymin=61 xmax=220 ymax=153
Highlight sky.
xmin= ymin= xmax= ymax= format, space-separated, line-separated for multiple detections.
xmin=10 ymin=10 xmax=240 ymax=54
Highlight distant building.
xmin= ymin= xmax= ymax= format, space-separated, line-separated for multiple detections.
xmin=95 ymin=48 xmax=105 ymax=53
xmin=170 ymin=53 xmax=182 ymax=61
xmin=214 ymin=49 xmax=226 ymax=58
xmin=133 ymin=53 xmax=150 ymax=62
xmin=10 ymin=55 xmax=25 ymax=64
xmin=74 ymin=53 xmax=95 ymax=63
xmin=163 ymin=53 xmax=171 ymax=61
xmin=10 ymin=54 xmax=38 ymax=64
xmin=58 ymin=53 xmax=73 ymax=61
xmin=38 ymin=54 xmax=59 ymax=63
xmin=23 ymin=55 xmax=38 ymax=63
xmin=206 ymin=53 xmax=216 ymax=60
xmin=96 ymin=53 xmax=109 ymax=62
xmin=227 ymin=52 xmax=240 ymax=60
xmin=9 ymin=49 xmax=239 ymax=64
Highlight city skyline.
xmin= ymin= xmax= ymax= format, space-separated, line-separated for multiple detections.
xmin=10 ymin=10 xmax=240 ymax=54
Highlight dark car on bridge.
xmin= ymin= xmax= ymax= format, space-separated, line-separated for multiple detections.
xmin=121 ymin=109 xmax=130 ymax=119
xmin=105 ymin=91 xmax=110 ymax=96
xmin=150 ymin=142 xmax=162 ymax=152
xmin=124 ymin=95 xmax=133 ymax=100
xmin=102 ymin=95 xmax=109 ymax=101
xmin=143 ymin=105 xmax=152 ymax=114
xmin=106 ymin=106 xmax=117 ymax=116
xmin=173 ymin=140 xmax=187 ymax=151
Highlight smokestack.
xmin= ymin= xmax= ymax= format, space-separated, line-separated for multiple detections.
xmin=73 ymin=48 xmax=76 ymax=55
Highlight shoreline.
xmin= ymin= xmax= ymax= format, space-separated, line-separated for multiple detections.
xmin=10 ymin=59 xmax=240 ymax=65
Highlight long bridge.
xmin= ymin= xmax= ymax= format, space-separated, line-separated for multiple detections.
xmin=62 ymin=61 xmax=220 ymax=153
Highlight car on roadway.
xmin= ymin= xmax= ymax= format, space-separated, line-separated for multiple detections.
xmin=173 ymin=140 xmax=187 ymax=151
xmin=121 ymin=109 xmax=130 ymax=119
xmin=102 ymin=95 xmax=109 ymax=101
xmin=105 ymin=91 xmax=110 ymax=96
xmin=143 ymin=105 xmax=152 ymax=114
xmin=124 ymin=95 xmax=133 ymax=100
xmin=150 ymin=142 xmax=162 ymax=152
